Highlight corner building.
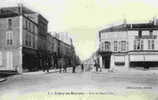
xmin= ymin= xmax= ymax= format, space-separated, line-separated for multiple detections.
xmin=0 ymin=6 xmax=47 ymax=73
xmin=99 ymin=21 xmax=158 ymax=71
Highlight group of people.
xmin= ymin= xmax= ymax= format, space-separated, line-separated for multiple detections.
xmin=42 ymin=58 xmax=77 ymax=73
xmin=42 ymin=59 xmax=101 ymax=73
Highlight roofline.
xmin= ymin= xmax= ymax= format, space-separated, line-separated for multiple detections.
xmin=99 ymin=23 xmax=158 ymax=33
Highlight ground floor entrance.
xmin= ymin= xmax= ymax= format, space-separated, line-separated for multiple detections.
xmin=23 ymin=48 xmax=39 ymax=72
xmin=100 ymin=52 xmax=112 ymax=69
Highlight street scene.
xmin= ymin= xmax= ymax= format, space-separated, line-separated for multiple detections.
xmin=1 ymin=0 xmax=158 ymax=100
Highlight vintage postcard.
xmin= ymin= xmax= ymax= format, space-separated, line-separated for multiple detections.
xmin=0 ymin=0 xmax=158 ymax=100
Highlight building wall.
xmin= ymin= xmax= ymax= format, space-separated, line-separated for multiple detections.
xmin=128 ymin=30 xmax=158 ymax=51
xmin=22 ymin=16 xmax=38 ymax=49
xmin=22 ymin=16 xmax=39 ymax=72
xmin=127 ymin=30 xmax=158 ymax=68
xmin=0 ymin=6 xmax=79 ymax=73
xmin=99 ymin=28 xmax=158 ymax=70
xmin=100 ymin=31 xmax=128 ymax=52
xmin=0 ymin=16 xmax=21 ymax=71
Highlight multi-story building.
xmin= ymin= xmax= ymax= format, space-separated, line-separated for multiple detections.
xmin=0 ymin=5 xmax=49 ymax=73
xmin=0 ymin=6 xmax=39 ymax=73
xmin=0 ymin=5 xmax=80 ymax=73
xmin=25 ymin=12 xmax=48 ymax=71
xmin=98 ymin=20 xmax=158 ymax=71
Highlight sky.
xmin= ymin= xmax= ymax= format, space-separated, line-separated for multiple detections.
xmin=1 ymin=0 xmax=158 ymax=60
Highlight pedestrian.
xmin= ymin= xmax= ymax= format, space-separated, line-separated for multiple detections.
xmin=72 ymin=58 xmax=76 ymax=73
xmin=94 ymin=60 xmax=98 ymax=72
xmin=72 ymin=66 xmax=76 ymax=73
xmin=81 ymin=63 xmax=84 ymax=72
xmin=59 ymin=59 xmax=62 ymax=73
xmin=46 ymin=62 xmax=50 ymax=72
xmin=63 ymin=61 xmax=67 ymax=73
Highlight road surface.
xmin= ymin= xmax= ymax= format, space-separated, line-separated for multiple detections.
xmin=0 ymin=67 xmax=158 ymax=100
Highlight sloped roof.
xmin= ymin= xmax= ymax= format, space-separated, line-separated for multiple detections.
xmin=0 ymin=6 xmax=36 ymax=18
xmin=99 ymin=22 xmax=158 ymax=33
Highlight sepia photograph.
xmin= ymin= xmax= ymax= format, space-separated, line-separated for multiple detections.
xmin=0 ymin=0 xmax=158 ymax=100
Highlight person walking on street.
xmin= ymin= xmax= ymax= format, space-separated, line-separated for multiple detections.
xmin=72 ymin=66 xmax=76 ymax=73
xmin=94 ymin=60 xmax=98 ymax=72
xmin=46 ymin=62 xmax=49 ymax=72
xmin=63 ymin=61 xmax=67 ymax=73
xmin=81 ymin=63 xmax=84 ymax=72
xmin=58 ymin=59 xmax=62 ymax=73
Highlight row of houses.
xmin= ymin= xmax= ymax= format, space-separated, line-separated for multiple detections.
xmin=0 ymin=5 xmax=79 ymax=73
xmin=98 ymin=19 xmax=158 ymax=71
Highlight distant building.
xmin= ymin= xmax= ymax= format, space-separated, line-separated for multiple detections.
xmin=98 ymin=19 xmax=158 ymax=71
xmin=53 ymin=32 xmax=72 ymax=46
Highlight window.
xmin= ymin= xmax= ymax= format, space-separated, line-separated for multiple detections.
xmin=33 ymin=25 xmax=35 ymax=33
xmin=23 ymin=19 xmax=25 ymax=29
xmin=152 ymin=40 xmax=155 ymax=50
xmin=105 ymin=41 xmax=110 ymax=51
xmin=114 ymin=56 xmax=125 ymax=66
xmin=138 ymin=30 xmax=142 ymax=38
xmin=134 ymin=39 xmax=143 ymax=50
xmin=29 ymin=22 xmax=31 ymax=31
xmin=8 ymin=19 xmax=12 ymax=30
xmin=120 ymin=41 xmax=126 ymax=51
xmin=6 ymin=31 xmax=13 ymax=45
xmin=134 ymin=40 xmax=136 ymax=50
xmin=33 ymin=37 xmax=35 ymax=48
xmin=30 ymin=23 xmax=33 ymax=33
xmin=114 ymin=41 xmax=118 ymax=52
xmin=141 ymin=40 xmax=144 ymax=50
xmin=149 ymin=30 xmax=153 ymax=36
xmin=148 ymin=39 xmax=155 ymax=50
xmin=25 ymin=20 xmax=28 ymax=29
xmin=102 ymin=42 xmax=104 ymax=51
xmin=28 ymin=35 xmax=31 ymax=46
xmin=25 ymin=33 xmax=28 ymax=46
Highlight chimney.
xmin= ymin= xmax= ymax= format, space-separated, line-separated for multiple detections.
xmin=153 ymin=16 xmax=157 ymax=25
xmin=18 ymin=3 xmax=23 ymax=15
xmin=123 ymin=18 xmax=127 ymax=27
xmin=130 ymin=24 xmax=132 ymax=29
